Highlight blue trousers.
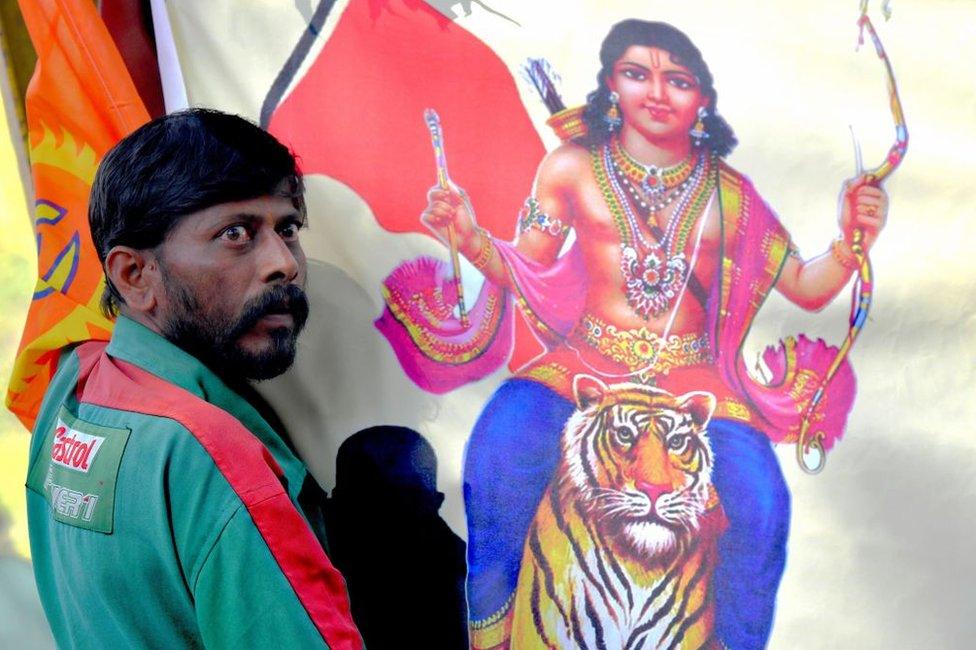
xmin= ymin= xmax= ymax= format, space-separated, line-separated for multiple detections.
xmin=463 ymin=378 xmax=790 ymax=649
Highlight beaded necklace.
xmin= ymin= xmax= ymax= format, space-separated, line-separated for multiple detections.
xmin=593 ymin=142 xmax=715 ymax=320
xmin=610 ymin=138 xmax=695 ymax=211
xmin=608 ymin=148 xmax=703 ymax=251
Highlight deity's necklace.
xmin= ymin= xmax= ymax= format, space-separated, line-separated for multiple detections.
xmin=609 ymin=138 xmax=696 ymax=214
xmin=593 ymin=141 xmax=715 ymax=320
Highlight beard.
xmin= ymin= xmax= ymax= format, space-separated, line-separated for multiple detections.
xmin=159 ymin=277 xmax=310 ymax=382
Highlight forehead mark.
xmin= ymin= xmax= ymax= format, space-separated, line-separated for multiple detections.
xmin=622 ymin=47 xmax=694 ymax=78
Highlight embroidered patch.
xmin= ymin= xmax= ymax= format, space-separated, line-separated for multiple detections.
xmin=26 ymin=407 xmax=130 ymax=534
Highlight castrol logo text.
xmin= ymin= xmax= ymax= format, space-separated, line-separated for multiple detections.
xmin=51 ymin=420 xmax=105 ymax=473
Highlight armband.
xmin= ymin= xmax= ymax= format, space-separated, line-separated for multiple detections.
xmin=516 ymin=197 xmax=569 ymax=238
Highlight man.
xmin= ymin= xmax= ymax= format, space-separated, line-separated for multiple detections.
xmin=24 ymin=109 xmax=361 ymax=648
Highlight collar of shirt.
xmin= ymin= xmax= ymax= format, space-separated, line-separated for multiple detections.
xmin=105 ymin=315 xmax=308 ymax=501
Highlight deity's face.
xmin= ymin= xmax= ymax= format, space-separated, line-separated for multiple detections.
xmin=607 ymin=45 xmax=708 ymax=150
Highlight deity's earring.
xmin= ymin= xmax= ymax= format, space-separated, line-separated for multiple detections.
xmin=604 ymin=91 xmax=622 ymax=132
xmin=690 ymin=106 xmax=709 ymax=146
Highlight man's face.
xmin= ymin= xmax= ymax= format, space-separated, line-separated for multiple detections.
xmin=152 ymin=192 xmax=309 ymax=381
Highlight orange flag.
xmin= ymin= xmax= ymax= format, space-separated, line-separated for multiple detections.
xmin=7 ymin=0 xmax=148 ymax=430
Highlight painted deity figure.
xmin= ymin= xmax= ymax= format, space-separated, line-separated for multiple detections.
xmin=377 ymin=19 xmax=887 ymax=649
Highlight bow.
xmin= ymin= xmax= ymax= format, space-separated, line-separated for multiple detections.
xmin=796 ymin=0 xmax=909 ymax=473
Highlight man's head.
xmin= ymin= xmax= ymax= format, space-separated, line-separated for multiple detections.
xmin=89 ymin=108 xmax=310 ymax=381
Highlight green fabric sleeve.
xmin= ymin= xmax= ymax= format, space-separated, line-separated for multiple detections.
xmin=192 ymin=503 xmax=330 ymax=649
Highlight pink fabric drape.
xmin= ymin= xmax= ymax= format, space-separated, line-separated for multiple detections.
xmin=377 ymin=165 xmax=855 ymax=450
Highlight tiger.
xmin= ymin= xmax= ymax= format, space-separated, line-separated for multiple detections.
xmin=508 ymin=374 xmax=726 ymax=650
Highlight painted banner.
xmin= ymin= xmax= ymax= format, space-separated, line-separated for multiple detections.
xmin=5 ymin=0 xmax=975 ymax=647
xmin=159 ymin=0 xmax=976 ymax=647
xmin=6 ymin=0 xmax=148 ymax=430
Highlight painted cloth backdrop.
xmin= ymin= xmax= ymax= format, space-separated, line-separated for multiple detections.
xmin=4 ymin=0 xmax=976 ymax=647
xmin=160 ymin=1 xmax=976 ymax=646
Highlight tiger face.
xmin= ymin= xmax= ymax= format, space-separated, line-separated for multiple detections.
xmin=561 ymin=374 xmax=718 ymax=562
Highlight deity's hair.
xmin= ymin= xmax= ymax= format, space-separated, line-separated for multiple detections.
xmin=88 ymin=108 xmax=305 ymax=316
xmin=577 ymin=19 xmax=737 ymax=157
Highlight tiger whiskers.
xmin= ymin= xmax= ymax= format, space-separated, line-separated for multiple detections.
xmin=583 ymin=487 xmax=651 ymax=521
xmin=655 ymin=485 xmax=708 ymax=529
xmin=583 ymin=483 xmax=707 ymax=526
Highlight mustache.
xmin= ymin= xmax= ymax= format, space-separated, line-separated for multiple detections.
xmin=228 ymin=284 xmax=310 ymax=339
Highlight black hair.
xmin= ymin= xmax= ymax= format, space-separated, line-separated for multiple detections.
xmin=88 ymin=108 xmax=305 ymax=316
xmin=577 ymin=19 xmax=737 ymax=156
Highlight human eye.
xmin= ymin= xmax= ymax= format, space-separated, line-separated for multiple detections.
xmin=668 ymin=75 xmax=696 ymax=90
xmin=278 ymin=218 xmax=305 ymax=242
xmin=217 ymin=224 xmax=252 ymax=243
xmin=622 ymin=68 xmax=646 ymax=81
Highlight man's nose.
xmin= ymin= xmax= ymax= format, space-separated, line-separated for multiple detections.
xmin=258 ymin=231 xmax=300 ymax=283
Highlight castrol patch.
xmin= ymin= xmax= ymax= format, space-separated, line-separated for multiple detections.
xmin=26 ymin=406 xmax=131 ymax=534
xmin=50 ymin=420 xmax=105 ymax=473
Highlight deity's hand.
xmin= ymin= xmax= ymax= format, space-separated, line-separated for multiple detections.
xmin=838 ymin=175 xmax=888 ymax=251
xmin=421 ymin=184 xmax=478 ymax=252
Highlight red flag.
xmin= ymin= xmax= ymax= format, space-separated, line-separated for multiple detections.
xmin=268 ymin=0 xmax=548 ymax=371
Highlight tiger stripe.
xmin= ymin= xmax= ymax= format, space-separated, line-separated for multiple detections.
xmin=529 ymin=571 xmax=555 ymax=648
xmin=549 ymin=487 xmax=618 ymax=617
xmin=637 ymin=541 xmax=695 ymax=620
xmin=579 ymin=501 xmax=634 ymax=611
xmin=666 ymin=589 xmax=713 ymax=650
xmin=529 ymin=523 xmax=574 ymax=639
xmin=659 ymin=545 xmax=711 ymax=647
xmin=575 ymin=500 xmax=629 ymax=612
xmin=579 ymin=419 xmax=603 ymax=489
xmin=582 ymin=587 xmax=608 ymax=650
xmin=626 ymin=571 xmax=679 ymax=650
xmin=595 ymin=423 xmax=624 ymax=485
xmin=566 ymin=592 xmax=589 ymax=648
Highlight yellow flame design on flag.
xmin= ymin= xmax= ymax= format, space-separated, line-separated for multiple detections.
xmin=7 ymin=123 xmax=115 ymax=429
xmin=29 ymin=122 xmax=99 ymax=186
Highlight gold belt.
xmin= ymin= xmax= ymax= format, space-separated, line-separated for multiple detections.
xmin=574 ymin=314 xmax=713 ymax=375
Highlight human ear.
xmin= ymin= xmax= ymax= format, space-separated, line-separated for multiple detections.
xmin=104 ymin=246 xmax=160 ymax=314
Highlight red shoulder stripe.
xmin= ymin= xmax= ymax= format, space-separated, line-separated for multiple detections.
xmin=74 ymin=342 xmax=361 ymax=648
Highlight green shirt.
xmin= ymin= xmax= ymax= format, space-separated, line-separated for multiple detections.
xmin=25 ymin=316 xmax=361 ymax=649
